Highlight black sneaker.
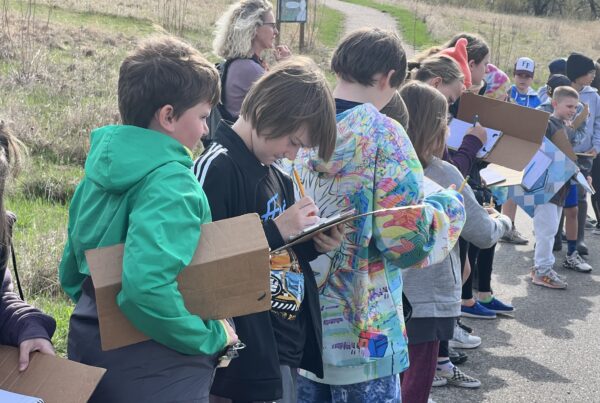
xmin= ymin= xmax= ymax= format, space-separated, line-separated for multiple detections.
xmin=457 ymin=319 xmax=473 ymax=334
xmin=449 ymin=347 xmax=468 ymax=365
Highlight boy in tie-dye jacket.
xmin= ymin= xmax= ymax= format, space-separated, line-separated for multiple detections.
xmin=291 ymin=28 xmax=466 ymax=402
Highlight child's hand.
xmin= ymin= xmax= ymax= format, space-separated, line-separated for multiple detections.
xmin=220 ymin=319 xmax=239 ymax=347
xmin=275 ymin=45 xmax=292 ymax=60
xmin=314 ymin=223 xmax=345 ymax=253
xmin=587 ymin=176 xmax=593 ymax=186
xmin=586 ymin=148 xmax=598 ymax=158
xmin=274 ymin=196 xmax=319 ymax=240
xmin=18 ymin=338 xmax=55 ymax=371
xmin=467 ymin=123 xmax=487 ymax=146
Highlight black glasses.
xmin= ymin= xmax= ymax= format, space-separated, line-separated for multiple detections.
xmin=261 ymin=22 xmax=277 ymax=27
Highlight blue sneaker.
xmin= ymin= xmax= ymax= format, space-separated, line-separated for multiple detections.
xmin=461 ymin=301 xmax=496 ymax=319
xmin=478 ymin=297 xmax=514 ymax=314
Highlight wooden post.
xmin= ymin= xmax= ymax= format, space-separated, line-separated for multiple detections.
xmin=299 ymin=22 xmax=305 ymax=53
xmin=276 ymin=21 xmax=281 ymax=46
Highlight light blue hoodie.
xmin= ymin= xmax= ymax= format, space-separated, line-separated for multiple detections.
xmin=577 ymin=85 xmax=600 ymax=154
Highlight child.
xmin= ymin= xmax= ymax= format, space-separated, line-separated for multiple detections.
xmin=399 ymin=82 xmax=511 ymax=400
xmin=538 ymin=75 xmax=588 ymax=264
xmin=532 ymin=86 xmax=590 ymax=288
xmin=567 ymin=52 xmax=600 ymax=256
xmin=59 ymin=36 xmax=237 ymax=403
xmin=500 ymin=57 xmax=542 ymax=246
xmin=194 ymin=57 xmax=341 ymax=403
xmin=538 ymin=58 xmax=567 ymax=103
xmin=0 ymin=121 xmax=56 ymax=372
xmin=291 ymin=28 xmax=465 ymax=402
xmin=508 ymin=57 xmax=542 ymax=108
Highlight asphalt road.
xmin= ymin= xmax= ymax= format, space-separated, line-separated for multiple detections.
xmin=431 ymin=207 xmax=600 ymax=403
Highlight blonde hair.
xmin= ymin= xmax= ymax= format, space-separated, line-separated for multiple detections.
xmin=399 ymin=82 xmax=448 ymax=167
xmin=407 ymin=55 xmax=463 ymax=85
xmin=553 ymin=86 xmax=579 ymax=103
xmin=213 ymin=0 xmax=273 ymax=59
xmin=0 ymin=120 xmax=25 ymax=247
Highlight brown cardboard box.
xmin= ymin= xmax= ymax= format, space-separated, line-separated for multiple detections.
xmin=86 ymin=213 xmax=271 ymax=351
xmin=458 ymin=93 xmax=549 ymax=171
xmin=0 ymin=345 xmax=105 ymax=403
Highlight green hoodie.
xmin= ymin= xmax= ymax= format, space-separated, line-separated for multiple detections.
xmin=59 ymin=125 xmax=227 ymax=356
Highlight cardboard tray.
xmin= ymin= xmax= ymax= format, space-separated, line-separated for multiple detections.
xmin=0 ymin=345 xmax=105 ymax=403
xmin=86 ymin=213 xmax=271 ymax=351
xmin=457 ymin=92 xmax=549 ymax=171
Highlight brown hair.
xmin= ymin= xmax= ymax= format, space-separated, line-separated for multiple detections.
xmin=553 ymin=86 xmax=579 ymax=103
xmin=240 ymin=56 xmax=337 ymax=160
xmin=380 ymin=91 xmax=409 ymax=129
xmin=443 ymin=33 xmax=489 ymax=65
xmin=118 ymin=36 xmax=220 ymax=129
xmin=399 ymin=82 xmax=448 ymax=167
xmin=407 ymin=55 xmax=463 ymax=85
xmin=0 ymin=121 xmax=24 ymax=248
xmin=331 ymin=28 xmax=407 ymax=88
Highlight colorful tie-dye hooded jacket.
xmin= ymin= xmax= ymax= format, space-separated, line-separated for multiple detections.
xmin=289 ymin=103 xmax=465 ymax=385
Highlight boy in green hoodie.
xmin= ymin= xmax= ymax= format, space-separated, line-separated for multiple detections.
xmin=59 ymin=36 xmax=236 ymax=403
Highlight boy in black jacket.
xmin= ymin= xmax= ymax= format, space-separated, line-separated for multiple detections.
xmin=194 ymin=57 xmax=341 ymax=403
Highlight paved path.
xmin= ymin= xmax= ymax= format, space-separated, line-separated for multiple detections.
xmin=324 ymin=0 xmax=415 ymax=57
xmin=431 ymin=207 xmax=600 ymax=402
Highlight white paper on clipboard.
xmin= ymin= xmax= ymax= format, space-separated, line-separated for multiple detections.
xmin=448 ymin=118 xmax=503 ymax=158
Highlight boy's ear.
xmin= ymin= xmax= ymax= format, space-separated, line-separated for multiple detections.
xmin=378 ymin=69 xmax=396 ymax=90
xmin=154 ymin=105 xmax=177 ymax=133
xmin=468 ymin=60 xmax=476 ymax=70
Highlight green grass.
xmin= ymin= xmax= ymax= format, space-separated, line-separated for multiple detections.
xmin=29 ymin=296 xmax=73 ymax=357
xmin=316 ymin=5 xmax=344 ymax=48
xmin=6 ymin=194 xmax=70 ymax=298
xmin=341 ymin=0 xmax=435 ymax=49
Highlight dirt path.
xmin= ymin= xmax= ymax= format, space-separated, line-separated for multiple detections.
xmin=324 ymin=0 xmax=415 ymax=57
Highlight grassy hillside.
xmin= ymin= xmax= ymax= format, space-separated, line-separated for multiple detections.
xmin=378 ymin=0 xmax=600 ymax=87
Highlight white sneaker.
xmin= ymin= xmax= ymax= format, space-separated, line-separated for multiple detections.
xmin=449 ymin=323 xmax=481 ymax=349
xmin=564 ymin=251 xmax=592 ymax=273
xmin=431 ymin=374 xmax=447 ymax=387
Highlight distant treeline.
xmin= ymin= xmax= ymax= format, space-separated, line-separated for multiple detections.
xmin=421 ymin=0 xmax=600 ymax=18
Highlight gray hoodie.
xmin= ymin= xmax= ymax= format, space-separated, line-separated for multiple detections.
xmin=576 ymin=85 xmax=600 ymax=154
xmin=402 ymin=158 xmax=512 ymax=319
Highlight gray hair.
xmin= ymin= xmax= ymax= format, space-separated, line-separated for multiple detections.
xmin=213 ymin=0 xmax=273 ymax=59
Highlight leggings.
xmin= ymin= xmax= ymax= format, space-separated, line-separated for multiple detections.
xmin=401 ymin=341 xmax=440 ymax=403
xmin=463 ymin=243 xmax=496 ymax=296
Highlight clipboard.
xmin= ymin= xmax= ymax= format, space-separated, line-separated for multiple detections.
xmin=273 ymin=205 xmax=427 ymax=252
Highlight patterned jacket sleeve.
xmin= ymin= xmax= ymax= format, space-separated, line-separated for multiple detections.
xmin=371 ymin=121 xmax=466 ymax=269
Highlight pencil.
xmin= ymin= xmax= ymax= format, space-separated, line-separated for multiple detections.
xmin=293 ymin=167 xmax=306 ymax=197
xmin=458 ymin=175 xmax=470 ymax=193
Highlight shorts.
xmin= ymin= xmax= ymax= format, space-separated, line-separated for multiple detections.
xmin=564 ymin=184 xmax=578 ymax=208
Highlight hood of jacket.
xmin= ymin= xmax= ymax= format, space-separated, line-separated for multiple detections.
xmin=303 ymin=103 xmax=389 ymax=176
xmin=85 ymin=125 xmax=192 ymax=194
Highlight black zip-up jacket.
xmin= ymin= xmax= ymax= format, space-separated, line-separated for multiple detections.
xmin=193 ymin=122 xmax=323 ymax=401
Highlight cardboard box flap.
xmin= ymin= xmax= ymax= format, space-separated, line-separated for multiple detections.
xmin=484 ymin=135 xmax=543 ymax=171
xmin=0 ymin=345 xmax=105 ymax=403
xmin=457 ymin=92 xmax=549 ymax=143
xmin=551 ymin=128 xmax=577 ymax=162
xmin=86 ymin=213 xmax=271 ymax=351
